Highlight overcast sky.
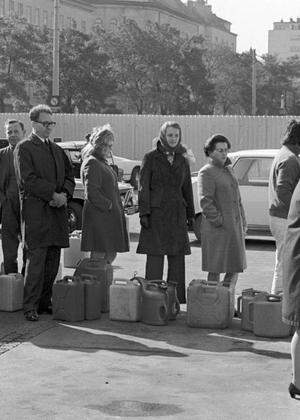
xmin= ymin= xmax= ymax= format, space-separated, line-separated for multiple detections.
xmin=182 ymin=0 xmax=300 ymax=55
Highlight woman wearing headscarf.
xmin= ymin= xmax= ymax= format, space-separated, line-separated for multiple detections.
xmin=137 ymin=121 xmax=195 ymax=304
xmin=81 ymin=124 xmax=129 ymax=262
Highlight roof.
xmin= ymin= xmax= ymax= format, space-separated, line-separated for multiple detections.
xmin=80 ymin=0 xmax=233 ymax=31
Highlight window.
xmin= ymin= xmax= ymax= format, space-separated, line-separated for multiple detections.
xmin=43 ymin=10 xmax=49 ymax=27
xmin=25 ymin=5 xmax=32 ymax=23
xmin=67 ymin=16 xmax=72 ymax=28
xmin=17 ymin=2 xmax=23 ymax=17
xmin=0 ymin=0 xmax=5 ymax=17
xmin=59 ymin=14 xmax=64 ymax=29
xmin=233 ymin=157 xmax=273 ymax=186
xmin=34 ymin=8 xmax=40 ymax=26
xmin=9 ymin=0 xmax=15 ymax=17
xmin=81 ymin=19 xmax=86 ymax=32
xmin=109 ymin=18 xmax=117 ymax=31
xmin=72 ymin=18 xmax=77 ymax=29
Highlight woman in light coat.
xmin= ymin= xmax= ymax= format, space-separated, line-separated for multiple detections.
xmin=198 ymin=134 xmax=247 ymax=287
xmin=81 ymin=125 xmax=129 ymax=262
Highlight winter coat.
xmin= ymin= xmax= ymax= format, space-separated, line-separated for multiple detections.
xmin=14 ymin=134 xmax=75 ymax=250
xmin=283 ymin=179 xmax=300 ymax=327
xmin=137 ymin=145 xmax=195 ymax=255
xmin=198 ymin=161 xmax=247 ymax=273
xmin=81 ymin=155 xmax=129 ymax=253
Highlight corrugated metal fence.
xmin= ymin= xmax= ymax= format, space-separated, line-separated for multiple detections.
xmin=0 ymin=113 xmax=296 ymax=169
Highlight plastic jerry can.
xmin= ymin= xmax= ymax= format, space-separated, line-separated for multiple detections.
xmin=79 ymin=274 xmax=102 ymax=320
xmin=250 ymin=294 xmax=292 ymax=338
xmin=74 ymin=258 xmax=113 ymax=313
xmin=63 ymin=230 xmax=89 ymax=268
xmin=237 ymin=288 xmax=268 ymax=331
xmin=187 ymin=279 xmax=231 ymax=329
xmin=109 ymin=277 xmax=142 ymax=322
xmin=52 ymin=275 xmax=84 ymax=322
xmin=140 ymin=279 xmax=168 ymax=326
xmin=166 ymin=282 xmax=180 ymax=320
xmin=0 ymin=273 xmax=24 ymax=311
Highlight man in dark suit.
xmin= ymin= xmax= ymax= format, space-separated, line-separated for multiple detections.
xmin=0 ymin=119 xmax=26 ymax=274
xmin=14 ymin=104 xmax=75 ymax=321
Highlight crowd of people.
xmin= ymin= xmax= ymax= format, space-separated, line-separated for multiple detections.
xmin=1 ymin=105 xmax=300 ymax=397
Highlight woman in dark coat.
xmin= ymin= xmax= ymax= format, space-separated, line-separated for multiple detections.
xmin=198 ymin=134 xmax=247 ymax=288
xmin=137 ymin=121 xmax=195 ymax=304
xmin=81 ymin=125 xmax=129 ymax=262
xmin=282 ymin=179 xmax=300 ymax=398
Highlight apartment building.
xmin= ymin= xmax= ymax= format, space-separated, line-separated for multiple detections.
xmin=0 ymin=0 xmax=236 ymax=50
xmin=268 ymin=18 xmax=300 ymax=61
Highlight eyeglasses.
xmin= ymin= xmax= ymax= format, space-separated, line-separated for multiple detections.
xmin=36 ymin=121 xmax=56 ymax=128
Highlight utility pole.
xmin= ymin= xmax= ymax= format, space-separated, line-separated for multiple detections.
xmin=251 ymin=48 xmax=257 ymax=116
xmin=51 ymin=0 xmax=60 ymax=110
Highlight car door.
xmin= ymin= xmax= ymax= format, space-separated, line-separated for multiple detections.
xmin=232 ymin=156 xmax=274 ymax=233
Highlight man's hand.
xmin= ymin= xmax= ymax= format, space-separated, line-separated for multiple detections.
xmin=140 ymin=215 xmax=150 ymax=229
xmin=49 ymin=192 xmax=67 ymax=208
xmin=187 ymin=217 xmax=194 ymax=230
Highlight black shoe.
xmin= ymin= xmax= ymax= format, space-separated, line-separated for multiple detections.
xmin=289 ymin=383 xmax=300 ymax=399
xmin=37 ymin=306 xmax=52 ymax=315
xmin=24 ymin=310 xmax=39 ymax=322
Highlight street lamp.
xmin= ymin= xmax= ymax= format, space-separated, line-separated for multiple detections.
xmin=250 ymin=48 xmax=257 ymax=116
xmin=51 ymin=0 xmax=60 ymax=109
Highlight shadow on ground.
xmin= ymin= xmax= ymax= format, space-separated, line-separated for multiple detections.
xmin=0 ymin=310 xmax=290 ymax=360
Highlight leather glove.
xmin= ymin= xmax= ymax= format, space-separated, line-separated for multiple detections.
xmin=187 ymin=217 xmax=194 ymax=230
xmin=140 ymin=215 xmax=150 ymax=229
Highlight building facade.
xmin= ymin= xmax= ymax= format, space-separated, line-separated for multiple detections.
xmin=268 ymin=18 xmax=300 ymax=61
xmin=0 ymin=0 xmax=236 ymax=50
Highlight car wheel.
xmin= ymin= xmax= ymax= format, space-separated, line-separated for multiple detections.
xmin=130 ymin=166 xmax=140 ymax=190
xmin=67 ymin=201 xmax=83 ymax=232
xmin=193 ymin=213 xmax=202 ymax=243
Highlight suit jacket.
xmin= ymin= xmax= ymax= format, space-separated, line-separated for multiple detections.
xmin=0 ymin=145 xmax=18 ymax=204
xmin=14 ymin=133 xmax=75 ymax=249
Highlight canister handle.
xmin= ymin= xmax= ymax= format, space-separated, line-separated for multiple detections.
xmin=237 ymin=295 xmax=242 ymax=317
xmin=248 ymin=302 xmax=254 ymax=325
xmin=60 ymin=275 xmax=76 ymax=283
xmin=79 ymin=274 xmax=96 ymax=282
xmin=267 ymin=294 xmax=282 ymax=302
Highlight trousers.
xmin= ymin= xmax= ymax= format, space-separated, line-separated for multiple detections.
xmin=145 ymin=254 xmax=186 ymax=303
xmin=1 ymin=198 xmax=21 ymax=274
xmin=23 ymin=246 xmax=61 ymax=312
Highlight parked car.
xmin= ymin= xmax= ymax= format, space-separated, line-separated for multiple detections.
xmin=58 ymin=141 xmax=138 ymax=232
xmin=59 ymin=141 xmax=141 ymax=189
xmin=192 ymin=149 xmax=278 ymax=241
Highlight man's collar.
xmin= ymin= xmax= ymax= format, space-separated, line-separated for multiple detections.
xmin=34 ymin=133 xmax=47 ymax=143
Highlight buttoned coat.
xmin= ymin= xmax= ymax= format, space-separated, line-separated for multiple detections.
xmin=198 ymin=161 xmax=247 ymax=273
xmin=137 ymin=146 xmax=195 ymax=255
xmin=80 ymin=155 xmax=129 ymax=253
xmin=14 ymin=134 xmax=75 ymax=250
xmin=282 ymin=179 xmax=300 ymax=327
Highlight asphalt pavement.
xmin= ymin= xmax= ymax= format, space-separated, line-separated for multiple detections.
xmin=0 ymin=215 xmax=299 ymax=419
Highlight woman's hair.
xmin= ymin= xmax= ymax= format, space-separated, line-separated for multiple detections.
xmin=282 ymin=120 xmax=300 ymax=146
xmin=203 ymin=134 xmax=231 ymax=157
xmin=81 ymin=124 xmax=114 ymax=159
xmin=159 ymin=121 xmax=182 ymax=144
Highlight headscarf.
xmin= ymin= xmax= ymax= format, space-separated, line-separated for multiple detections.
xmin=158 ymin=121 xmax=182 ymax=154
xmin=81 ymin=124 xmax=113 ymax=161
